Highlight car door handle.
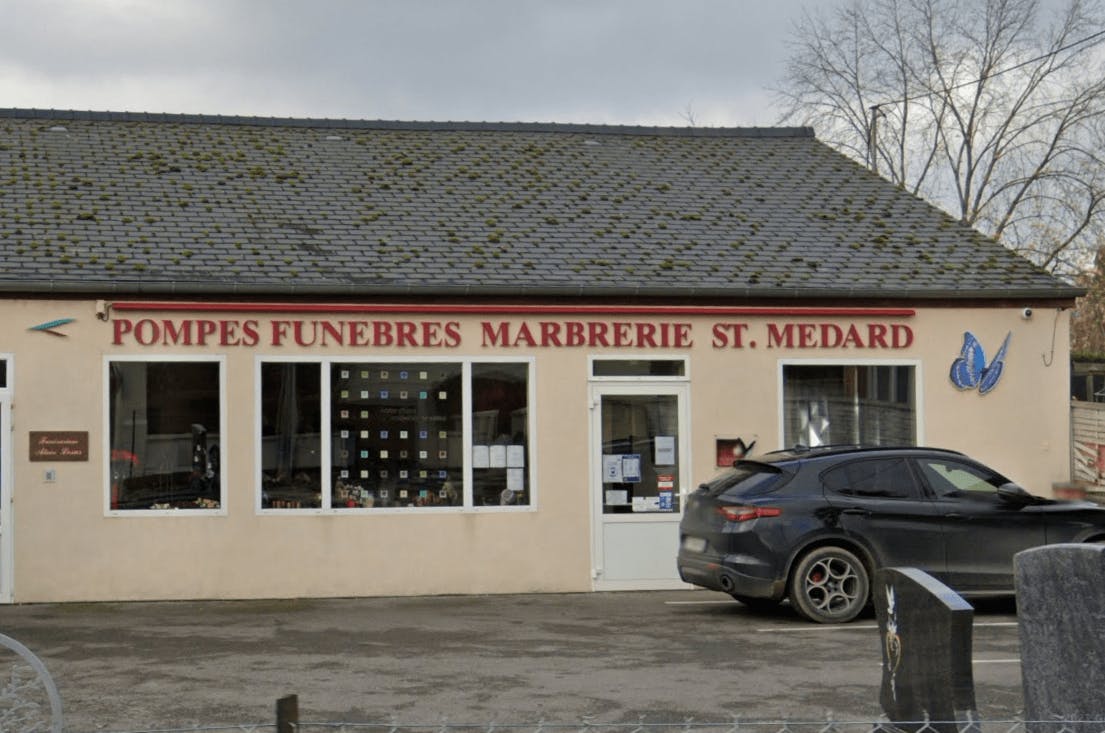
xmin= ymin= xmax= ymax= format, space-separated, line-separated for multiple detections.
xmin=943 ymin=513 xmax=967 ymax=519
xmin=841 ymin=508 xmax=871 ymax=516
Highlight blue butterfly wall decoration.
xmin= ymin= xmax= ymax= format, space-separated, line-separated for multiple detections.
xmin=949 ymin=331 xmax=1011 ymax=395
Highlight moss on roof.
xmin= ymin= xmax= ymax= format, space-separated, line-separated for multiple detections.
xmin=0 ymin=109 xmax=1078 ymax=300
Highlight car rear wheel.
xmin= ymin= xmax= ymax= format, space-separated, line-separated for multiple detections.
xmin=789 ymin=546 xmax=869 ymax=624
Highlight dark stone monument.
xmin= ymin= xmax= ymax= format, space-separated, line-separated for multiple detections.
xmin=1015 ymin=544 xmax=1105 ymax=733
xmin=874 ymin=567 xmax=978 ymax=733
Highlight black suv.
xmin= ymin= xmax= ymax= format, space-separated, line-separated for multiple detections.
xmin=677 ymin=446 xmax=1105 ymax=623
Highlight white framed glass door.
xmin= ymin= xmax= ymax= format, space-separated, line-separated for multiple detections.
xmin=589 ymin=382 xmax=690 ymax=590
xmin=0 ymin=357 xmax=11 ymax=603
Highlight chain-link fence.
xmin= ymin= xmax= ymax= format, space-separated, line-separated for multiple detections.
xmin=0 ymin=622 xmax=1093 ymax=733
xmin=287 ymin=721 xmax=1100 ymax=733
xmin=75 ymin=718 xmax=1105 ymax=733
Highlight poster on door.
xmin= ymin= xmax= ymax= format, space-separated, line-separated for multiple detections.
xmin=655 ymin=436 xmax=675 ymax=466
xmin=603 ymin=454 xmax=642 ymax=483
xmin=658 ymin=474 xmax=675 ymax=512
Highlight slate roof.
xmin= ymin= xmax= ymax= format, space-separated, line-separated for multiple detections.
xmin=0 ymin=109 xmax=1080 ymax=301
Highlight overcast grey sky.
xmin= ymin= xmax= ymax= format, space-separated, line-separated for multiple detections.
xmin=0 ymin=0 xmax=824 ymax=126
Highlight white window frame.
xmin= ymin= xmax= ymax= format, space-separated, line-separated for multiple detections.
xmin=588 ymin=355 xmax=690 ymax=382
xmin=254 ymin=355 xmax=537 ymax=515
xmin=103 ymin=355 xmax=228 ymax=516
xmin=776 ymin=358 xmax=925 ymax=448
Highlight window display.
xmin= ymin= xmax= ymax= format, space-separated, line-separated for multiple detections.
xmin=260 ymin=362 xmax=322 ymax=508
xmin=108 ymin=360 xmax=222 ymax=511
xmin=258 ymin=359 xmax=532 ymax=511
xmin=331 ymin=362 xmax=463 ymax=508
xmin=782 ymin=364 xmax=915 ymax=447
xmin=471 ymin=362 xmax=529 ymax=506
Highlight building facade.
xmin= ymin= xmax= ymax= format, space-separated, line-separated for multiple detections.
xmin=0 ymin=110 xmax=1080 ymax=603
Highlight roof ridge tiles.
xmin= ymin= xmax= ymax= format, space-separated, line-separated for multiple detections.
xmin=0 ymin=107 xmax=813 ymax=138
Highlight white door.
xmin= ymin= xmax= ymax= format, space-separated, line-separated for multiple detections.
xmin=590 ymin=383 xmax=690 ymax=590
xmin=0 ymin=389 xmax=10 ymax=603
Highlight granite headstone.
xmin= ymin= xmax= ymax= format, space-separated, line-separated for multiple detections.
xmin=1015 ymin=543 xmax=1105 ymax=733
xmin=874 ymin=567 xmax=978 ymax=733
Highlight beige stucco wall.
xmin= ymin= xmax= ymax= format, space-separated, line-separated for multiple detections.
xmin=0 ymin=298 xmax=1072 ymax=602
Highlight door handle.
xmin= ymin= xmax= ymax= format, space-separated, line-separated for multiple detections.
xmin=841 ymin=508 xmax=871 ymax=516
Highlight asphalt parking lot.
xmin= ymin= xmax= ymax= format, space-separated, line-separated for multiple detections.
xmin=0 ymin=590 xmax=1023 ymax=732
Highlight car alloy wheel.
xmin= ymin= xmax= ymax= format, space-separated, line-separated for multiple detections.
xmin=789 ymin=546 xmax=869 ymax=623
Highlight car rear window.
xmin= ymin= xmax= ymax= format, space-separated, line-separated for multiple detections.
xmin=700 ymin=461 xmax=788 ymax=498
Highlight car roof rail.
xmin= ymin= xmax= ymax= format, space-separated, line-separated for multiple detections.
xmin=769 ymin=444 xmax=968 ymax=458
xmin=773 ymin=443 xmax=870 ymax=455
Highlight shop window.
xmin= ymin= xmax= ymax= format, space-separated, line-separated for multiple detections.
xmin=782 ymin=364 xmax=916 ymax=448
xmin=471 ymin=362 xmax=529 ymax=506
xmin=331 ymin=362 xmax=464 ymax=509
xmin=108 ymin=360 xmax=222 ymax=511
xmin=260 ymin=363 xmax=322 ymax=509
xmin=261 ymin=359 xmax=532 ymax=511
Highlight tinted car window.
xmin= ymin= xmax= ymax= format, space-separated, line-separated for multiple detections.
xmin=821 ymin=457 xmax=917 ymax=499
xmin=916 ymin=458 xmax=1005 ymax=498
xmin=701 ymin=461 xmax=787 ymax=498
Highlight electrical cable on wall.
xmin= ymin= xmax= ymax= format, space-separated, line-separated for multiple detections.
xmin=1043 ymin=308 xmax=1061 ymax=366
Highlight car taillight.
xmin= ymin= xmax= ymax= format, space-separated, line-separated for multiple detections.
xmin=717 ymin=505 xmax=781 ymax=522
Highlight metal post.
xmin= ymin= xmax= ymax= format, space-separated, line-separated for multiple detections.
xmin=276 ymin=694 xmax=299 ymax=733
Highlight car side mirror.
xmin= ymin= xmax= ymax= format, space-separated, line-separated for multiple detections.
xmin=997 ymin=482 xmax=1034 ymax=505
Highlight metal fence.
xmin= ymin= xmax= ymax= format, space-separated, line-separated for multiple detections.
xmin=77 ymin=718 xmax=1105 ymax=733
xmin=286 ymin=722 xmax=1105 ymax=733
xmin=2 ymin=633 xmax=1099 ymax=733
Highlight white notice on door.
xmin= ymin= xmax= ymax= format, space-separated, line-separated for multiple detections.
xmin=602 ymin=454 xmax=623 ymax=483
xmin=621 ymin=454 xmax=642 ymax=483
xmin=655 ymin=436 xmax=676 ymax=466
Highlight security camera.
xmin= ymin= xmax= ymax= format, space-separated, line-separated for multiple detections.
xmin=1021 ymin=307 xmax=1033 ymax=320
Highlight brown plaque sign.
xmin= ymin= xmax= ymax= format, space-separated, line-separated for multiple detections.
xmin=29 ymin=431 xmax=89 ymax=462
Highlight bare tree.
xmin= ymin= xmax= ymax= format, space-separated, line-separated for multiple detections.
xmin=679 ymin=100 xmax=698 ymax=127
xmin=775 ymin=0 xmax=1105 ymax=274
xmin=1072 ymin=244 xmax=1105 ymax=354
